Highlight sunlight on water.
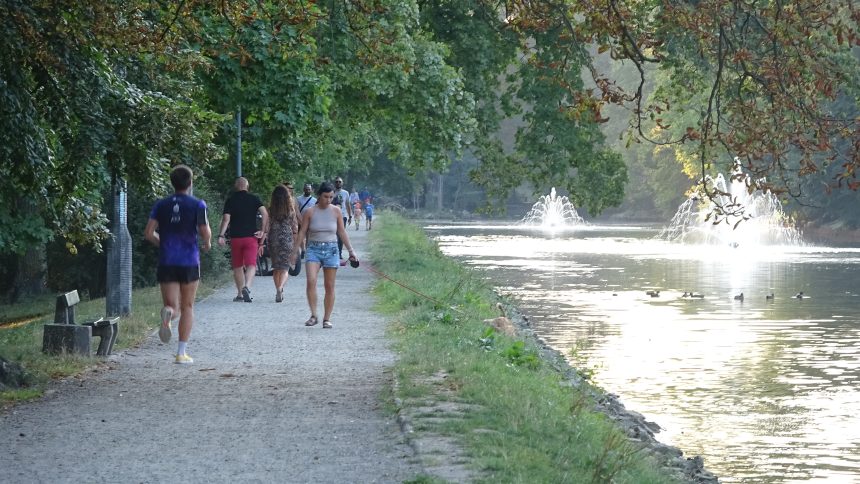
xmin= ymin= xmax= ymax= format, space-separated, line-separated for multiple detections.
xmin=427 ymin=222 xmax=860 ymax=483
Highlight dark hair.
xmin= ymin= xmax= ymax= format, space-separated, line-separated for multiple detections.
xmin=170 ymin=165 xmax=193 ymax=190
xmin=269 ymin=184 xmax=296 ymax=222
xmin=317 ymin=181 xmax=334 ymax=196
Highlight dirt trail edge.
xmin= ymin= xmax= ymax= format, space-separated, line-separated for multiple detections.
xmin=1 ymin=229 xmax=424 ymax=483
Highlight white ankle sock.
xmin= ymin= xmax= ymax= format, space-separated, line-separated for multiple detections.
xmin=177 ymin=341 xmax=188 ymax=355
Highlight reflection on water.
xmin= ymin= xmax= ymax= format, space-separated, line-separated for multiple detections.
xmin=425 ymin=222 xmax=860 ymax=483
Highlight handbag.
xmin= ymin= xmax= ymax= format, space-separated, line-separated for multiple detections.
xmin=288 ymin=254 xmax=302 ymax=276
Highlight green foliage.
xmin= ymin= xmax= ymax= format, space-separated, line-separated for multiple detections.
xmin=590 ymin=1 xmax=858 ymax=218
xmin=478 ymin=326 xmax=496 ymax=351
xmin=421 ymin=2 xmax=629 ymax=215
xmin=192 ymin=0 xmax=479 ymax=203
xmin=433 ymin=311 xmax=457 ymax=325
xmin=0 ymin=0 xmax=221 ymax=256
xmin=194 ymin=1 xmax=329 ymax=189
xmin=316 ymin=1 xmax=477 ymax=180
xmin=360 ymin=153 xmax=430 ymax=208
xmin=500 ymin=340 xmax=541 ymax=370
xmin=6 ymin=0 xmax=857 ymax=300
xmin=511 ymin=23 xmax=627 ymax=216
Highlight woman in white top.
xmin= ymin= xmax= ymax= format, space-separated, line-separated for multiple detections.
xmin=292 ymin=181 xmax=358 ymax=329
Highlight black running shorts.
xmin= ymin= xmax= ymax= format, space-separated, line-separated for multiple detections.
xmin=157 ymin=265 xmax=201 ymax=283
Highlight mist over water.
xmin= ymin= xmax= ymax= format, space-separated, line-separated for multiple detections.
xmin=425 ymin=221 xmax=860 ymax=483
xmin=519 ymin=187 xmax=586 ymax=230
xmin=659 ymin=171 xmax=802 ymax=247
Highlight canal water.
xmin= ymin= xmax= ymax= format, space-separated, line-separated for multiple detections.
xmin=424 ymin=222 xmax=860 ymax=483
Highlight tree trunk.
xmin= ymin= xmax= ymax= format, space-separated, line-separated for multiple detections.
xmin=436 ymin=173 xmax=444 ymax=211
xmin=9 ymin=198 xmax=48 ymax=302
xmin=11 ymin=246 xmax=47 ymax=302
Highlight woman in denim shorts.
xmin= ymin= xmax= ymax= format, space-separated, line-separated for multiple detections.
xmin=292 ymin=181 xmax=358 ymax=329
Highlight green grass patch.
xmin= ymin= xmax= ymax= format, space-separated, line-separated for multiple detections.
xmin=0 ymin=294 xmax=57 ymax=325
xmin=371 ymin=214 xmax=679 ymax=483
xmin=0 ymin=272 xmax=229 ymax=404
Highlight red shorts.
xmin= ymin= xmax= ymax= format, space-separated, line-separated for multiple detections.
xmin=230 ymin=236 xmax=259 ymax=268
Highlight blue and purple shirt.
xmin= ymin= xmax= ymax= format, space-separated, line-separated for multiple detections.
xmin=149 ymin=194 xmax=208 ymax=266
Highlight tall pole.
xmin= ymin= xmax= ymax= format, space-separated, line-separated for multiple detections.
xmin=236 ymin=108 xmax=242 ymax=177
xmin=106 ymin=177 xmax=132 ymax=316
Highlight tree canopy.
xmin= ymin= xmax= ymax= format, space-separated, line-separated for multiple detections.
xmin=2 ymin=0 xmax=858 ymax=260
xmin=1 ymin=0 xmax=222 ymax=254
xmin=494 ymin=0 xmax=860 ymax=220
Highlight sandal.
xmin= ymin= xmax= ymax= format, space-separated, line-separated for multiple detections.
xmin=304 ymin=315 xmax=318 ymax=326
xmin=322 ymin=320 xmax=332 ymax=329
xmin=275 ymin=288 xmax=283 ymax=303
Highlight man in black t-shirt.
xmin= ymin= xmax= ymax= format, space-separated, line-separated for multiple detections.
xmin=217 ymin=177 xmax=268 ymax=302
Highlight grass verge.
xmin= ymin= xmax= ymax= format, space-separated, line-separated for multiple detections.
xmin=371 ymin=214 xmax=680 ymax=483
xmin=0 ymin=272 xmax=229 ymax=404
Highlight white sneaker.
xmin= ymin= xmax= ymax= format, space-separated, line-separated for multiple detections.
xmin=175 ymin=353 xmax=193 ymax=364
xmin=159 ymin=307 xmax=173 ymax=343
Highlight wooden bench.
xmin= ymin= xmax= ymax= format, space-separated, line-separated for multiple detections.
xmin=42 ymin=290 xmax=119 ymax=357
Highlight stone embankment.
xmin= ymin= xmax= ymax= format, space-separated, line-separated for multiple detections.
xmin=506 ymin=305 xmax=720 ymax=484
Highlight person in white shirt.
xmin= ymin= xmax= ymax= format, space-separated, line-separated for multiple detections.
xmin=296 ymin=183 xmax=317 ymax=216
xmin=294 ymin=183 xmax=317 ymax=259
xmin=332 ymin=177 xmax=352 ymax=259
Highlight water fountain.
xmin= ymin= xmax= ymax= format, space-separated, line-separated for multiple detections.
xmin=520 ymin=187 xmax=586 ymax=229
xmin=659 ymin=171 xmax=802 ymax=246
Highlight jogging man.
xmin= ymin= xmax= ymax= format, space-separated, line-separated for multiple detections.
xmin=144 ymin=165 xmax=212 ymax=364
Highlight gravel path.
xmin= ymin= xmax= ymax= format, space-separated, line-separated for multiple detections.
xmin=1 ymin=229 xmax=424 ymax=483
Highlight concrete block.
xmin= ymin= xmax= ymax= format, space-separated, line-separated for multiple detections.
xmin=42 ymin=324 xmax=92 ymax=356
xmin=82 ymin=317 xmax=119 ymax=356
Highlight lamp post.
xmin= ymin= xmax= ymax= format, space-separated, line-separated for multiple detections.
xmin=236 ymin=108 xmax=242 ymax=177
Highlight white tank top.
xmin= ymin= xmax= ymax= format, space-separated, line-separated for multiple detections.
xmin=307 ymin=205 xmax=338 ymax=243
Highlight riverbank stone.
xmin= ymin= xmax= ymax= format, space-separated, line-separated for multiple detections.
xmin=0 ymin=357 xmax=30 ymax=391
xmin=498 ymin=299 xmax=720 ymax=484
